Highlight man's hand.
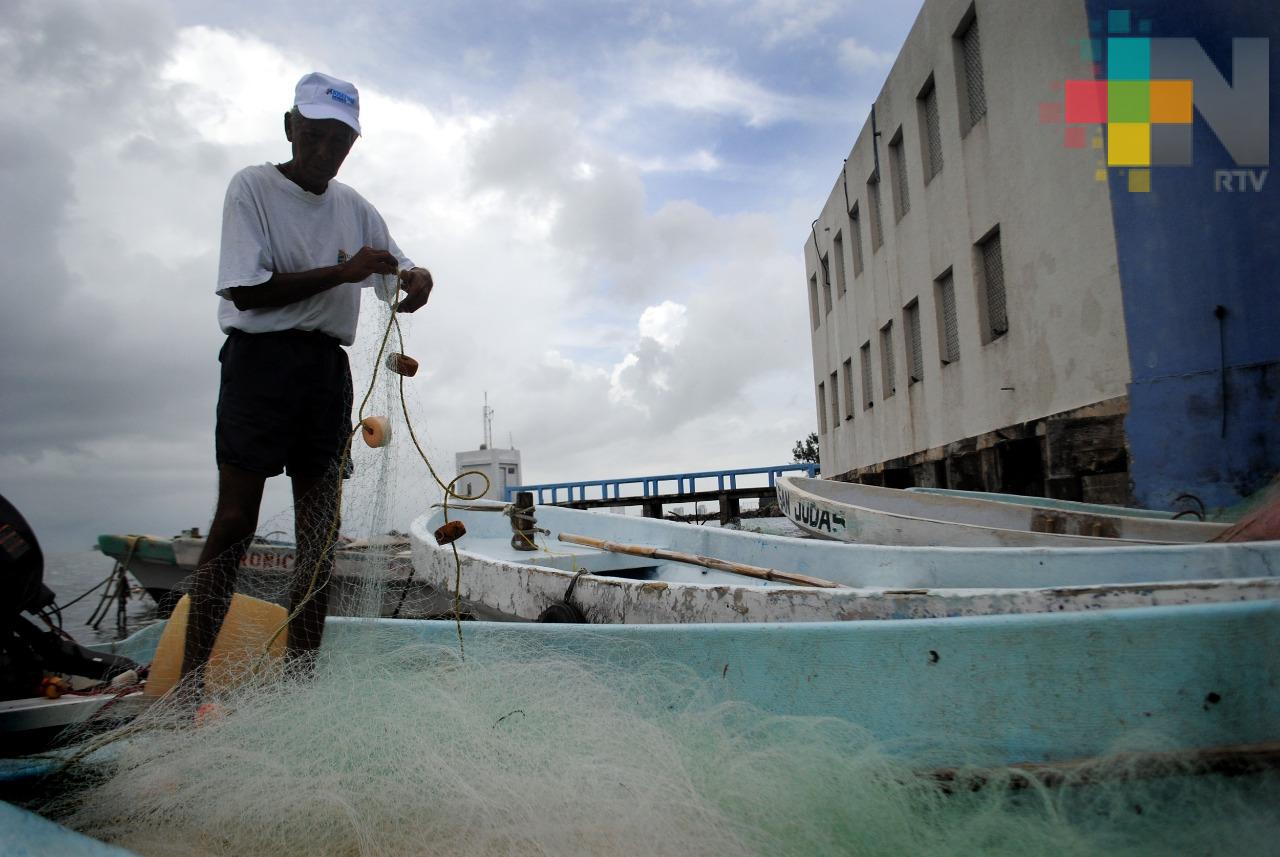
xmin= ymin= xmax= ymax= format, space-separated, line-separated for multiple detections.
xmin=341 ymin=246 xmax=400 ymax=283
xmin=397 ymin=267 xmax=434 ymax=313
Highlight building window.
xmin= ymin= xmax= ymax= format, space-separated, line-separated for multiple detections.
xmin=880 ymin=321 xmax=896 ymax=399
xmin=977 ymin=227 xmax=1008 ymax=341
xmin=956 ymin=9 xmax=987 ymax=133
xmin=832 ymin=231 xmax=847 ymax=298
xmin=830 ymin=371 xmax=840 ymax=430
xmin=919 ymin=77 xmax=944 ymax=182
xmin=889 ymin=129 xmax=910 ymax=222
xmin=867 ymin=177 xmax=884 ymax=250
xmin=904 ymin=299 xmax=924 ymax=384
xmin=848 ymin=203 xmax=865 ymax=277
xmin=808 ymin=273 xmax=820 ymax=330
xmin=821 ymin=254 xmax=833 ymax=314
xmin=842 ymin=358 xmax=855 ymax=420
xmin=860 ymin=342 xmax=874 ymax=410
xmin=817 ymin=382 xmax=827 ymax=434
xmin=935 ymin=269 xmax=960 ymax=364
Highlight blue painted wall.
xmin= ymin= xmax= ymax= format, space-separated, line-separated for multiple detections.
xmin=1084 ymin=0 xmax=1280 ymax=510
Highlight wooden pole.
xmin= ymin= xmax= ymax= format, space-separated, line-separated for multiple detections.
xmin=557 ymin=532 xmax=842 ymax=588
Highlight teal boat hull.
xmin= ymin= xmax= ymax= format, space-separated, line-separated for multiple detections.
xmin=4 ymin=601 xmax=1277 ymax=855
xmin=75 ymin=601 xmax=1280 ymax=766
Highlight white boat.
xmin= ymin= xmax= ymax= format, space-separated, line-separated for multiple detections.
xmin=97 ymin=532 xmax=450 ymax=619
xmin=906 ymin=486 xmax=1187 ymax=519
xmin=779 ymin=476 xmax=1228 ymax=546
xmin=408 ymin=501 xmax=1279 ymax=624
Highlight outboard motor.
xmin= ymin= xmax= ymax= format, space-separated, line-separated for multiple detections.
xmin=0 ymin=494 xmax=139 ymax=700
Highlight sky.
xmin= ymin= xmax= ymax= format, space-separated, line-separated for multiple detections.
xmin=0 ymin=0 xmax=922 ymax=550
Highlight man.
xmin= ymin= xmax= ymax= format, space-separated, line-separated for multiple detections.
xmin=181 ymin=72 xmax=433 ymax=688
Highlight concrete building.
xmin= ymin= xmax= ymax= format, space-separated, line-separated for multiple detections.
xmin=455 ymin=445 xmax=522 ymax=501
xmin=804 ymin=0 xmax=1278 ymax=510
xmin=454 ymin=396 xmax=522 ymax=501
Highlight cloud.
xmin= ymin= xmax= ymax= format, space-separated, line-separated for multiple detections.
xmin=638 ymin=301 xmax=689 ymax=350
xmin=616 ymin=40 xmax=816 ymax=127
xmin=837 ymin=37 xmax=897 ymax=75
xmin=626 ymin=149 xmax=722 ymax=173
xmin=0 ymin=0 xmax=850 ymax=551
xmin=737 ymin=0 xmax=844 ymax=48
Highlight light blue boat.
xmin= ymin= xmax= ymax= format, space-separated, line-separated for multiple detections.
xmin=4 ymin=602 xmax=1278 ymax=854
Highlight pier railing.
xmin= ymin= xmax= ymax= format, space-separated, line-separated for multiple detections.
xmin=504 ymin=463 xmax=818 ymax=519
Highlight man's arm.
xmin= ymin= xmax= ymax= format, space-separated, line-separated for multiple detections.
xmin=224 ymin=246 xmax=399 ymax=311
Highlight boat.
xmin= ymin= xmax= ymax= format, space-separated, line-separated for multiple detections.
xmin=905 ymin=486 xmax=1186 ymax=519
xmin=97 ymin=531 xmax=450 ymax=619
xmin=4 ymin=599 xmax=1278 ymax=853
xmin=3 ymin=599 xmax=1277 ymax=771
xmin=408 ymin=501 xmax=1279 ymax=624
xmin=778 ymin=475 xmax=1228 ymax=546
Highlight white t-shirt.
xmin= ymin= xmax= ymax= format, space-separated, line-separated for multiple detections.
xmin=216 ymin=163 xmax=413 ymax=346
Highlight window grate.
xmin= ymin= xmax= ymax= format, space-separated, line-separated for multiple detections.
xmin=849 ymin=204 xmax=865 ymax=276
xmin=938 ymin=272 xmax=960 ymax=363
xmin=923 ymin=83 xmax=944 ymax=180
xmin=890 ymin=134 xmax=910 ymax=221
xmin=880 ymin=322 xmax=896 ymax=398
xmin=821 ymin=255 xmax=833 ymax=314
xmin=961 ymin=17 xmax=987 ymax=128
xmin=830 ymin=371 xmax=841 ymax=430
xmin=981 ymin=231 xmax=1008 ymax=338
xmin=905 ymin=301 xmax=923 ymax=383
xmin=817 ymin=382 xmax=827 ymax=434
xmin=842 ymin=358 xmax=855 ymax=419
xmin=808 ymin=274 xmax=820 ymax=330
xmin=860 ymin=342 xmax=874 ymax=410
xmin=832 ymin=232 xmax=847 ymax=298
xmin=868 ymin=179 xmax=884 ymax=250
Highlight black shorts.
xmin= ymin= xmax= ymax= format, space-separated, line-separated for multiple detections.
xmin=215 ymin=329 xmax=354 ymax=479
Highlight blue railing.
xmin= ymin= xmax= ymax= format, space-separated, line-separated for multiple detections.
xmin=503 ymin=463 xmax=819 ymax=504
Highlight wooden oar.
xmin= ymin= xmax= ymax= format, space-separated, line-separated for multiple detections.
xmin=557 ymin=533 xmax=842 ymax=588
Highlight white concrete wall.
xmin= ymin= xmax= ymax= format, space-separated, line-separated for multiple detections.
xmin=805 ymin=0 xmax=1131 ymax=477
xmin=455 ymin=447 xmax=523 ymax=500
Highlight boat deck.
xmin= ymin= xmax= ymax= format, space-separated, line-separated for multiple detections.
xmin=458 ymin=534 xmax=788 ymax=586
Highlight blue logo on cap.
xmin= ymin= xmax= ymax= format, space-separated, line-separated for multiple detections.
xmin=326 ymin=88 xmax=356 ymax=106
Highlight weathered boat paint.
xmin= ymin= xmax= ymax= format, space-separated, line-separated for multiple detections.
xmin=22 ymin=602 xmax=1280 ymax=767
xmin=409 ymin=502 xmax=1280 ymax=624
xmin=779 ymin=476 xmax=1227 ymax=547
xmin=97 ymin=534 xmax=447 ymax=618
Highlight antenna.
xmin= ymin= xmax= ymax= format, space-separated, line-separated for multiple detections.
xmin=482 ymin=392 xmax=494 ymax=450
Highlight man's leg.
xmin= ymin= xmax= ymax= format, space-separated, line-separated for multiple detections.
xmin=285 ymin=470 xmax=342 ymax=661
xmin=181 ymin=464 xmax=267 ymax=684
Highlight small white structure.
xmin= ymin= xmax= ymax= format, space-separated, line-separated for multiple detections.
xmin=454 ymin=396 xmax=522 ymax=501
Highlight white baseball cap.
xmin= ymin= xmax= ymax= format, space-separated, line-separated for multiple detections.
xmin=293 ymin=72 xmax=361 ymax=136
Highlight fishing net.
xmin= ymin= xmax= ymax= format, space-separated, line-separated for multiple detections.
xmin=25 ymin=285 xmax=1280 ymax=855
xmin=38 ymin=632 xmax=1280 ymax=856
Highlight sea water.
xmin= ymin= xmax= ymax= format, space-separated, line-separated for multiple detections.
xmin=40 ymin=550 xmax=163 ymax=644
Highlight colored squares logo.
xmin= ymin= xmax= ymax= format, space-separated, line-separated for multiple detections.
xmin=1150 ymin=80 xmax=1192 ymax=123
xmin=1109 ymin=81 xmax=1149 ymax=122
xmin=1109 ymin=123 xmax=1150 ymax=166
xmin=1107 ymin=38 xmax=1150 ymax=79
xmin=1052 ymin=13 xmax=1196 ymax=181
xmin=1065 ymin=81 xmax=1107 ymax=123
